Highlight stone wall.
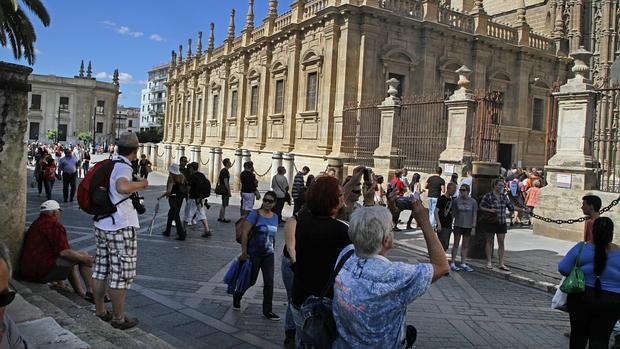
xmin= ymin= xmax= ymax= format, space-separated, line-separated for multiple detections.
xmin=0 ymin=62 xmax=33 ymax=269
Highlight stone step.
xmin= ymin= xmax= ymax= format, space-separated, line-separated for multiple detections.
xmin=12 ymin=280 xmax=175 ymax=349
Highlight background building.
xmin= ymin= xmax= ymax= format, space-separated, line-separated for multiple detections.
xmin=140 ymin=64 xmax=168 ymax=131
xmin=27 ymin=61 xmax=120 ymax=145
xmin=116 ymin=106 xmax=141 ymax=137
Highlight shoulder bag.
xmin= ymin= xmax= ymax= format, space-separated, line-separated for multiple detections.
xmin=560 ymin=242 xmax=586 ymax=294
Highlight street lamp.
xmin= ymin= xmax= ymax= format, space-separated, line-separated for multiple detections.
xmin=92 ymin=108 xmax=96 ymax=154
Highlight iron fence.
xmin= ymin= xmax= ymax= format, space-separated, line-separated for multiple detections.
xmin=593 ymin=86 xmax=620 ymax=192
xmin=341 ymin=101 xmax=382 ymax=167
xmin=472 ymin=91 xmax=503 ymax=162
xmin=545 ymin=81 xmax=562 ymax=163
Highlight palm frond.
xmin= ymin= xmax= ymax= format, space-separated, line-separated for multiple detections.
xmin=20 ymin=0 xmax=49 ymax=26
xmin=0 ymin=0 xmax=48 ymax=64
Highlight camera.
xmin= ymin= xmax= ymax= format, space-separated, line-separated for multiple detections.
xmin=131 ymin=193 xmax=146 ymax=215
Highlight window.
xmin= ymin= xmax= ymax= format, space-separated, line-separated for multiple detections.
xmin=532 ymin=98 xmax=545 ymax=131
xmin=306 ymin=72 xmax=318 ymax=111
xmin=128 ymin=120 xmax=133 ymax=127
xmin=29 ymin=122 xmax=39 ymax=140
xmin=30 ymin=94 xmax=41 ymax=110
xmin=275 ymin=80 xmax=284 ymax=114
xmin=96 ymin=100 xmax=105 ymax=114
xmin=443 ymin=82 xmax=458 ymax=100
xmin=388 ymin=73 xmax=405 ymax=98
xmin=96 ymin=122 xmax=104 ymax=133
xmin=197 ymin=99 xmax=202 ymax=120
xmin=59 ymin=97 xmax=69 ymax=111
xmin=230 ymin=90 xmax=238 ymax=118
xmin=187 ymin=101 xmax=192 ymax=120
xmin=212 ymin=94 xmax=219 ymax=119
xmin=250 ymin=86 xmax=259 ymax=116
xmin=58 ymin=124 xmax=67 ymax=142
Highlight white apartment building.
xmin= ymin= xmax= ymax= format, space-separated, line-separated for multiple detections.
xmin=115 ymin=106 xmax=140 ymax=138
xmin=27 ymin=62 xmax=120 ymax=145
xmin=140 ymin=63 xmax=168 ymax=130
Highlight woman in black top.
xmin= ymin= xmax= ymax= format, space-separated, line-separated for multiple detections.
xmin=138 ymin=154 xmax=151 ymax=179
xmin=160 ymin=164 xmax=187 ymax=240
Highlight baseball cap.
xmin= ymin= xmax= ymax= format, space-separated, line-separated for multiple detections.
xmin=40 ymin=200 xmax=62 ymax=212
xmin=168 ymin=164 xmax=181 ymax=175
xmin=117 ymin=132 xmax=139 ymax=148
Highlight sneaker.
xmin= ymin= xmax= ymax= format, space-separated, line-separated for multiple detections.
xmin=393 ymin=227 xmax=402 ymax=232
xmin=264 ymin=312 xmax=281 ymax=321
xmin=186 ymin=221 xmax=194 ymax=227
xmin=201 ymin=231 xmax=212 ymax=238
xmin=450 ymin=263 xmax=462 ymax=271
xmin=461 ymin=264 xmax=474 ymax=272
xmin=172 ymin=221 xmax=176 ymax=227
xmin=162 ymin=231 xmax=171 ymax=237
xmin=233 ymin=298 xmax=241 ymax=310
xmin=110 ymin=316 xmax=139 ymax=330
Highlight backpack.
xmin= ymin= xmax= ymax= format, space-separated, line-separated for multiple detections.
xmin=189 ymin=172 xmax=211 ymax=199
xmin=77 ymin=159 xmax=132 ymax=220
xmin=44 ymin=164 xmax=57 ymax=181
xmin=235 ymin=210 xmax=259 ymax=244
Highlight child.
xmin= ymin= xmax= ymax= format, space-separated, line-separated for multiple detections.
xmin=524 ymin=180 xmax=541 ymax=225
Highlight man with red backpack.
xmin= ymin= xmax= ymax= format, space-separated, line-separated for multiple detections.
xmin=89 ymin=132 xmax=147 ymax=330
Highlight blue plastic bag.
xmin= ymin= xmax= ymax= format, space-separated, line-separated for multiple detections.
xmin=223 ymin=259 xmax=240 ymax=295
xmin=223 ymin=257 xmax=253 ymax=295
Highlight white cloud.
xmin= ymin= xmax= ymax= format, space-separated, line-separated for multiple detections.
xmin=118 ymin=72 xmax=134 ymax=83
xmin=94 ymin=72 xmax=110 ymax=79
xmin=34 ymin=48 xmax=42 ymax=54
xmin=149 ymin=34 xmax=164 ymax=42
xmin=94 ymin=71 xmax=142 ymax=85
xmin=102 ymin=20 xmax=116 ymax=27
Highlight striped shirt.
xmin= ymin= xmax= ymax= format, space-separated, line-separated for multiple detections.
xmin=291 ymin=172 xmax=305 ymax=199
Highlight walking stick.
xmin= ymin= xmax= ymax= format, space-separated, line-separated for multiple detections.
xmin=147 ymin=197 xmax=161 ymax=236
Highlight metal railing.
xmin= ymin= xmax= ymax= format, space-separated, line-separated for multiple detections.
xmin=341 ymin=102 xmax=382 ymax=167
xmin=592 ymin=86 xmax=620 ymax=192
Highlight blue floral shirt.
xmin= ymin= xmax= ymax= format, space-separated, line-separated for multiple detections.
xmin=246 ymin=210 xmax=278 ymax=257
xmin=332 ymin=244 xmax=433 ymax=349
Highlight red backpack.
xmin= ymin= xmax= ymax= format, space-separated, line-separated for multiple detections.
xmin=77 ymin=159 xmax=131 ymax=220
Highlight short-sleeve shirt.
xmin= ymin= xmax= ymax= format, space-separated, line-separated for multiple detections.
xmin=436 ymin=195 xmax=453 ymax=228
xmin=246 ymin=210 xmax=279 ymax=257
xmin=526 ymin=187 xmax=540 ymax=207
xmin=426 ymin=175 xmax=445 ymax=198
xmin=390 ymin=177 xmax=406 ymax=196
xmin=332 ymin=244 xmax=433 ymax=349
xmin=94 ymin=156 xmax=140 ymax=231
xmin=240 ymin=170 xmax=257 ymax=193
xmin=480 ymin=192 xmax=514 ymax=225
xmin=20 ymin=214 xmax=71 ymax=281
xmin=219 ymin=168 xmax=230 ymax=190
xmin=453 ymin=196 xmax=478 ymax=228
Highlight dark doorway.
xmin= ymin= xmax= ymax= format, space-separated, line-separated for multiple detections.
xmin=498 ymin=143 xmax=513 ymax=170
xmin=58 ymin=124 xmax=67 ymax=142
xmin=29 ymin=122 xmax=39 ymax=140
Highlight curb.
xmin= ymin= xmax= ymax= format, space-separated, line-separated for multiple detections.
xmin=394 ymin=240 xmax=559 ymax=294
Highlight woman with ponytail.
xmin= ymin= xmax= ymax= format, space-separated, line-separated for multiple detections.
xmin=559 ymin=217 xmax=620 ymax=348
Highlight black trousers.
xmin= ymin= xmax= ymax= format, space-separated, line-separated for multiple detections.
xmin=568 ymin=286 xmax=620 ymax=349
xmin=234 ymin=253 xmax=274 ymax=314
xmin=36 ymin=173 xmax=44 ymax=194
xmin=274 ymin=198 xmax=286 ymax=223
xmin=43 ymin=179 xmax=55 ymax=200
xmin=62 ymin=172 xmax=77 ymax=202
xmin=165 ymin=196 xmax=185 ymax=238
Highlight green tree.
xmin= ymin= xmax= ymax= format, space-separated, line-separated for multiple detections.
xmin=136 ymin=127 xmax=163 ymax=143
xmin=77 ymin=131 xmax=92 ymax=143
xmin=46 ymin=129 xmax=56 ymax=141
xmin=0 ymin=0 xmax=50 ymax=65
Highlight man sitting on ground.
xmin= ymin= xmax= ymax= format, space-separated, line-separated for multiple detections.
xmin=20 ymin=200 xmax=96 ymax=302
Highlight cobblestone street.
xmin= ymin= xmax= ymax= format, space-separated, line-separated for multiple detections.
xmin=25 ymin=168 xmax=570 ymax=348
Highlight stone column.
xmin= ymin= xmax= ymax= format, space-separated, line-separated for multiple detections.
xmin=272 ymin=151 xmax=283 ymax=179
xmin=233 ymin=149 xmax=244 ymax=191
xmin=144 ymin=143 xmax=153 ymax=162
xmin=373 ymin=78 xmax=403 ymax=177
xmin=190 ymin=145 xmax=200 ymax=163
xmin=208 ymin=147 xmax=216 ymax=182
xmin=176 ymin=144 xmax=185 ymax=162
xmin=150 ymin=144 xmax=158 ymax=170
xmin=0 ymin=62 xmax=32 ymax=269
xmin=283 ymin=153 xmax=295 ymax=186
xmin=164 ymin=144 xmax=173 ymax=170
xmin=439 ymin=66 xmax=476 ymax=177
xmin=327 ymin=157 xmax=345 ymax=182
xmin=213 ymin=148 xmax=223 ymax=183
xmin=138 ymin=143 xmax=145 ymax=158
xmin=242 ymin=149 xmax=252 ymax=166
xmin=468 ymin=161 xmax=501 ymax=259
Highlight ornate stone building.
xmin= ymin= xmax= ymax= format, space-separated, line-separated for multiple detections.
xmin=160 ymin=0 xmax=611 ymax=180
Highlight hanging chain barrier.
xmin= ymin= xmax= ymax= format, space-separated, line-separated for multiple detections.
xmin=200 ymin=158 xmax=210 ymax=166
xmin=253 ymin=164 xmax=273 ymax=178
xmin=293 ymin=161 xmax=299 ymax=173
xmin=507 ymin=193 xmax=620 ymax=225
xmin=157 ymin=149 xmax=165 ymax=157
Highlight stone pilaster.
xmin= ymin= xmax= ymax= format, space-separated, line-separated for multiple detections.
xmin=213 ymin=148 xmax=223 ymax=182
xmin=283 ymin=153 xmax=295 ymax=186
xmin=0 ymin=62 xmax=32 ymax=269
xmin=233 ymin=149 xmax=243 ymax=191
xmin=373 ymin=79 xmax=403 ymax=176
xmin=164 ymin=144 xmax=173 ymax=175
xmin=208 ymin=147 xmax=216 ymax=182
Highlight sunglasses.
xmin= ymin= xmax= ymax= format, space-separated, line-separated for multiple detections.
xmin=0 ymin=289 xmax=15 ymax=307
xmin=459 ymin=189 xmax=468 ymax=192
xmin=263 ymin=198 xmax=275 ymax=204
xmin=352 ymin=190 xmax=362 ymax=194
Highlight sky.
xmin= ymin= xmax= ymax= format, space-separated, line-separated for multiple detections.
xmin=1 ymin=0 xmax=292 ymax=107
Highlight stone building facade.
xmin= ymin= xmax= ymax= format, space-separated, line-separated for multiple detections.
xmin=160 ymin=0 xmax=576 ymax=181
xmin=27 ymin=62 xmax=120 ymax=145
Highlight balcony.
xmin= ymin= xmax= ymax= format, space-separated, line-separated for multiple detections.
xmin=150 ymin=84 xmax=166 ymax=93
xmin=149 ymin=97 xmax=165 ymax=104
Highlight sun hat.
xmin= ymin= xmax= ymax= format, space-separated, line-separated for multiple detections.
xmin=40 ymin=200 xmax=62 ymax=212
xmin=168 ymin=163 xmax=181 ymax=175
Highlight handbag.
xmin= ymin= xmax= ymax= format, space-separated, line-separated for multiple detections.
xmin=560 ymin=242 xmax=586 ymax=294
xmin=300 ymin=249 xmax=355 ymax=348
xmin=274 ymin=177 xmax=291 ymax=205
xmin=551 ymin=277 xmax=568 ymax=311
xmin=254 ymin=190 xmax=261 ymax=200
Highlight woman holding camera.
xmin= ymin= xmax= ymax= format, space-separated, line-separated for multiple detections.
xmin=160 ymin=164 xmax=187 ymax=241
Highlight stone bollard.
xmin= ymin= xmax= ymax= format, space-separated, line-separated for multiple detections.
xmin=283 ymin=153 xmax=295 ymax=186
xmin=207 ymin=147 xmax=216 ymax=182
xmin=150 ymin=144 xmax=158 ymax=170
xmin=468 ymin=161 xmax=501 ymax=259
xmin=164 ymin=144 xmax=173 ymax=170
xmin=176 ymin=144 xmax=185 ymax=162
xmin=233 ymin=149 xmax=243 ymax=191
xmin=327 ymin=157 xmax=345 ymax=182
xmin=213 ymin=148 xmax=223 ymax=183
xmin=242 ymin=149 xmax=252 ymax=166
xmin=190 ymin=145 xmax=200 ymax=164
xmin=271 ymin=152 xmax=283 ymax=179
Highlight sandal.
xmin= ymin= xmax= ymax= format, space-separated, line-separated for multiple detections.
xmin=499 ymin=265 xmax=511 ymax=271
xmin=111 ymin=316 xmax=139 ymax=330
xmin=84 ymin=292 xmax=111 ymax=304
xmin=486 ymin=264 xmax=493 ymax=269
xmin=95 ymin=310 xmax=113 ymax=322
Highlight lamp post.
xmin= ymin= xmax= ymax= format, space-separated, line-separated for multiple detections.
xmin=92 ymin=108 xmax=96 ymax=154
xmin=56 ymin=105 xmax=61 ymax=143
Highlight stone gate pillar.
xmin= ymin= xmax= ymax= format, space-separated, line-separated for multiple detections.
xmin=233 ymin=149 xmax=243 ymax=191
xmin=0 ymin=62 xmax=32 ymax=269
xmin=439 ymin=66 xmax=476 ymax=176
xmin=327 ymin=157 xmax=345 ymax=182
xmin=190 ymin=145 xmax=200 ymax=164
xmin=164 ymin=144 xmax=173 ymax=170
xmin=283 ymin=153 xmax=295 ymax=186
xmin=272 ymin=152 xmax=283 ymax=179
xmin=468 ymin=161 xmax=501 ymax=259
xmin=373 ymin=78 xmax=403 ymax=178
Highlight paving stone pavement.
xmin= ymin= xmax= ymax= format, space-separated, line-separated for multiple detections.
xmin=24 ymin=165 xmax=570 ymax=348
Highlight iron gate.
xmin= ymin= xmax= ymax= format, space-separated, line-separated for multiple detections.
xmin=593 ymin=86 xmax=620 ymax=192
xmin=472 ymin=91 xmax=504 ymax=162
xmin=341 ymin=101 xmax=382 ymax=167
xmin=545 ymin=81 xmax=562 ymax=163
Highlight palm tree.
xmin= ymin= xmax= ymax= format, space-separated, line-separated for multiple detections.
xmin=0 ymin=0 xmax=50 ymax=65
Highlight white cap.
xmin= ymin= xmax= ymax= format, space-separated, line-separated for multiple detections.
xmin=168 ymin=164 xmax=181 ymax=175
xmin=40 ymin=200 xmax=62 ymax=212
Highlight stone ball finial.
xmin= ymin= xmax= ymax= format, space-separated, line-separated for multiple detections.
xmin=570 ymin=46 xmax=592 ymax=80
xmin=456 ymin=65 xmax=472 ymax=90
xmin=386 ymin=78 xmax=400 ymax=97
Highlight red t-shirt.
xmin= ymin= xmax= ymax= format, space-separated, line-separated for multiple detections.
xmin=390 ymin=177 xmax=406 ymax=196
xmin=20 ymin=214 xmax=70 ymax=281
xmin=584 ymin=218 xmax=595 ymax=242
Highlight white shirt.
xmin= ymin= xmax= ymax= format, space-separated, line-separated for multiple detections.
xmin=458 ymin=176 xmax=473 ymax=196
xmin=94 ymin=155 xmax=140 ymax=231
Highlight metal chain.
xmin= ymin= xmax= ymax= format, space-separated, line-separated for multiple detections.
xmin=253 ymin=164 xmax=273 ymax=178
xmin=171 ymin=153 xmax=177 ymax=160
xmin=200 ymin=158 xmax=210 ymax=166
xmin=507 ymin=192 xmax=620 ymax=225
xmin=157 ymin=149 xmax=165 ymax=157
